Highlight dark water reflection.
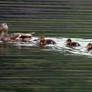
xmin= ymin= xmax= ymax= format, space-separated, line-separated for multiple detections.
xmin=0 ymin=0 xmax=92 ymax=92
xmin=0 ymin=41 xmax=92 ymax=92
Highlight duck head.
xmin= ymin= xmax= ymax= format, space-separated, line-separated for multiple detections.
xmin=0 ymin=23 xmax=8 ymax=31
xmin=87 ymin=43 xmax=92 ymax=49
xmin=38 ymin=35 xmax=45 ymax=41
xmin=66 ymin=39 xmax=72 ymax=45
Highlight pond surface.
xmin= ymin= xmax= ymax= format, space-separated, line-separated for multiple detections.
xmin=0 ymin=0 xmax=92 ymax=92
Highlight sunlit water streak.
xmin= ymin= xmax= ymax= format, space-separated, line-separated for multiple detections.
xmin=11 ymin=37 xmax=92 ymax=56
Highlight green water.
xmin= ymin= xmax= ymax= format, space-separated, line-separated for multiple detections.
xmin=0 ymin=0 xmax=92 ymax=92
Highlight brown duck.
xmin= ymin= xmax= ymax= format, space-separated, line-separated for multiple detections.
xmin=0 ymin=23 xmax=34 ymax=42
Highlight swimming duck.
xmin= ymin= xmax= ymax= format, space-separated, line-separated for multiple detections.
xmin=37 ymin=35 xmax=56 ymax=47
xmin=86 ymin=43 xmax=92 ymax=51
xmin=0 ymin=23 xmax=35 ymax=42
xmin=66 ymin=39 xmax=80 ymax=47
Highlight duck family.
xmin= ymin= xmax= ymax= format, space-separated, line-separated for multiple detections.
xmin=0 ymin=23 xmax=92 ymax=51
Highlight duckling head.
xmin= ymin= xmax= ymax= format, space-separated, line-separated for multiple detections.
xmin=66 ymin=39 xmax=72 ymax=45
xmin=87 ymin=43 xmax=92 ymax=49
xmin=38 ymin=35 xmax=45 ymax=41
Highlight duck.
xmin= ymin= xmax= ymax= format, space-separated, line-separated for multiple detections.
xmin=86 ymin=43 xmax=92 ymax=51
xmin=65 ymin=39 xmax=80 ymax=47
xmin=0 ymin=23 xmax=35 ymax=42
xmin=37 ymin=35 xmax=56 ymax=47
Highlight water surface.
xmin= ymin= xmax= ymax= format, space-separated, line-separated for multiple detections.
xmin=0 ymin=0 xmax=92 ymax=92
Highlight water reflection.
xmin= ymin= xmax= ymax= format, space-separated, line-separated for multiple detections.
xmin=0 ymin=42 xmax=8 ymax=48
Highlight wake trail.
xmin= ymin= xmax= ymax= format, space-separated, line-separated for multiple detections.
xmin=11 ymin=37 xmax=92 ymax=56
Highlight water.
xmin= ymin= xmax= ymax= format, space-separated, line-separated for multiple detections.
xmin=1 ymin=0 xmax=92 ymax=92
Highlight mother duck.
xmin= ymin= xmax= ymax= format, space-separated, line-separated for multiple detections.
xmin=0 ymin=23 xmax=34 ymax=42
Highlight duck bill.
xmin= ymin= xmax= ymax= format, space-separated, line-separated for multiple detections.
xmin=0 ymin=26 xmax=3 ymax=31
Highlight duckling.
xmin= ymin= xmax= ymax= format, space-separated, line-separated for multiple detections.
xmin=66 ymin=39 xmax=80 ymax=47
xmin=38 ymin=35 xmax=56 ymax=47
